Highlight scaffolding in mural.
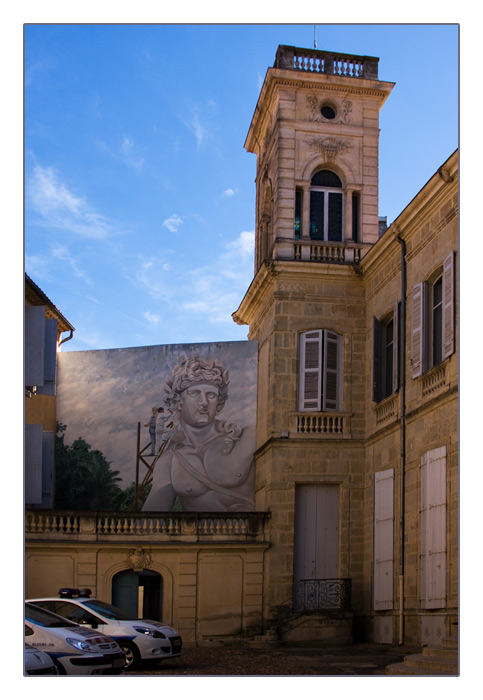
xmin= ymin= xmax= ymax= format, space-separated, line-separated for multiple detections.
xmin=130 ymin=420 xmax=173 ymax=511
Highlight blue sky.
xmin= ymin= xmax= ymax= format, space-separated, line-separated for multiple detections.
xmin=24 ymin=23 xmax=458 ymax=352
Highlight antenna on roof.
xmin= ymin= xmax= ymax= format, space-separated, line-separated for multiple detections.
xmin=314 ymin=25 xmax=317 ymax=49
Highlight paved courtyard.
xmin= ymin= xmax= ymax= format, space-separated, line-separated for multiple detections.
xmin=132 ymin=642 xmax=421 ymax=676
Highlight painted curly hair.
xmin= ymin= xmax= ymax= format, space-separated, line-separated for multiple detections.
xmin=163 ymin=357 xmax=242 ymax=452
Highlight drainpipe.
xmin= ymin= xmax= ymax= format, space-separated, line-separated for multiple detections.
xmin=59 ymin=330 xmax=74 ymax=345
xmin=396 ymin=233 xmax=406 ymax=645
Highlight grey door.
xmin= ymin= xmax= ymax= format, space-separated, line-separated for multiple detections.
xmin=293 ymin=484 xmax=339 ymax=610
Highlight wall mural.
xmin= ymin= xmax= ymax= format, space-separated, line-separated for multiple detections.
xmin=56 ymin=341 xmax=258 ymax=512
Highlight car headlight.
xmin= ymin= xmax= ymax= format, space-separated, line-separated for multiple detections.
xmin=66 ymin=637 xmax=94 ymax=652
xmin=133 ymin=626 xmax=166 ymax=638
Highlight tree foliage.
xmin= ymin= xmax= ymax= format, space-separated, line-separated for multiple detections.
xmin=54 ymin=423 xmax=149 ymax=511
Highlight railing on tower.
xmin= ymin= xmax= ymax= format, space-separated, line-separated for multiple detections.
xmin=274 ymin=45 xmax=379 ymax=79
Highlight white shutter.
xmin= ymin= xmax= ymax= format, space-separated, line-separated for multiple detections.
xmin=421 ymin=447 xmax=447 ymax=609
xmin=299 ymin=330 xmax=322 ymax=410
xmin=443 ymin=251 xmax=455 ymax=359
xmin=411 ymin=283 xmax=426 ymax=378
xmin=374 ymin=469 xmax=394 ymax=611
xmin=37 ymin=318 xmax=58 ymax=396
xmin=25 ymin=306 xmax=46 ymax=386
xmin=322 ymin=330 xmax=343 ymax=411
xmin=392 ymin=301 xmax=399 ymax=394
xmin=25 ymin=424 xmax=43 ymax=504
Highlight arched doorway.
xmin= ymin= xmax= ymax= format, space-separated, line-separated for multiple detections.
xmin=112 ymin=569 xmax=163 ymax=620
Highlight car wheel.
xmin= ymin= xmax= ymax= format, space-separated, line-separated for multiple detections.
xmin=119 ymin=641 xmax=140 ymax=670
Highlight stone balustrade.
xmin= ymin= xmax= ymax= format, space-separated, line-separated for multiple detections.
xmin=293 ymin=240 xmax=369 ymax=264
xmin=274 ymin=45 xmax=379 ymax=79
xmin=293 ymin=412 xmax=350 ymax=437
xmin=25 ymin=510 xmax=269 ymax=543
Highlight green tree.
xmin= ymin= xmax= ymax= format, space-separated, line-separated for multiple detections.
xmin=54 ymin=423 xmax=146 ymax=511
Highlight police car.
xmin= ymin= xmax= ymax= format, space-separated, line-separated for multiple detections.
xmin=28 ymin=588 xmax=182 ymax=670
xmin=24 ymin=644 xmax=58 ymax=675
xmin=25 ymin=603 xmax=125 ymax=675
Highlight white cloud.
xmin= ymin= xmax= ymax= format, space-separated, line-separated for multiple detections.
xmin=51 ymin=243 xmax=92 ymax=283
xmin=223 ymin=188 xmax=235 ymax=197
xmin=143 ymin=311 xmax=160 ymax=326
xmin=162 ymin=214 xmax=183 ymax=233
xmin=120 ymin=137 xmax=144 ymax=171
xmin=27 ymin=164 xmax=113 ymax=239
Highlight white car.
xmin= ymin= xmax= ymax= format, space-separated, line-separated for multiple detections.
xmin=28 ymin=588 xmax=182 ymax=670
xmin=25 ymin=603 xmax=125 ymax=675
xmin=24 ymin=643 xmax=58 ymax=675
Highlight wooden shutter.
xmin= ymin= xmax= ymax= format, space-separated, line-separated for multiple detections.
xmin=373 ymin=469 xmax=394 ymax=611
xmin=392 ymin=301 xmax=400 ymax=394
xmin=299 ymin=330 xmax=323 ymax=410
xmin=322 ymin=331 xmax=343 ymax=411
xmin=372 ymin=316 xmax=381 ymax=403
xmin=421 ymin=447 xmax=447 ymax=609
xmin=25 ymin=306 xmax=46 ymax=386
xmin=411 ymin=283 xmax=426 ymax=378
xmin=443 ymin=251 xmax=455 ymax=359
xmin=25 ymin=424 xmax=43 ymax=504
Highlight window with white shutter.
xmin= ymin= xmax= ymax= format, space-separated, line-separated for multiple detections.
xmin=420 ymin=446 xmax=447 ymax=609
xmin=25 ymin=424 xmax=43 ymax=505
xmin=298 ymin=330 xmax=343 ymax=411
xmin=373 ymin=469 xmax=394 ymax=610
xmin=411 ymin=252 xmax=456 ymax=377
xmin=25 ymin=306 xmax=46 ymax=387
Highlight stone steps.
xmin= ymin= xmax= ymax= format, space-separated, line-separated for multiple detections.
xmin=386 ymin=637 xmax=458 ymax=676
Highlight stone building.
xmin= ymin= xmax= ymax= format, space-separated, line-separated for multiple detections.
xmin=25 ymin=45 xmax=458 ymax=648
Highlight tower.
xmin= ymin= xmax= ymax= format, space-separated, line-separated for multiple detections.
xmin=234 ymin=45 xmax=394 ymax=639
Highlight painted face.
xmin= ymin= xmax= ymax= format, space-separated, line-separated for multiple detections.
xmin=179 ymin=382 xmax=220 ymax=427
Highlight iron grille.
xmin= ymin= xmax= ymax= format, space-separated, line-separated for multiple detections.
xmin=294 ymin=578 xmax=351 ymax=612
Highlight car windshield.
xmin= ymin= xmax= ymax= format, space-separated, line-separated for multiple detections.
xmin=83 ymin=599 xmax=140 ymax=621
xmin=25 ymin=603 xmax=77 ymax=628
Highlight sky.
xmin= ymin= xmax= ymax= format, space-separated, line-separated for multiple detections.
xmin=24 ymin=24 xmax=458 ymax=352
xmin=23 ymin=23 xmax=459 ymax=353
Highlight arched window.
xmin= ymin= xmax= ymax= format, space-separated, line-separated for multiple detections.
xmin=309 ymin=170 xmax=343 ymax=242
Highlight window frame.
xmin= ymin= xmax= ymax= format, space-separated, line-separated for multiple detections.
xmin=298 ymin=329 xmax=344 ymax=412
xmin=309 ymin=170 xmax=344 ymax=242
xmin=372 ymin=302 xmax=400 ymax=403
xmin=411 ymin=251 xmax=455 ymax=379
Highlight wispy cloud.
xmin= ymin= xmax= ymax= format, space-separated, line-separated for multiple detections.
xmin=120 ymin=137 xmax=144 ymax=171
xmin=51 ymin=243 xmax=93 ymax=284
xmin=27 ymin=164 xmax=114 ymax=239
xmin=143 ymin=311 xmax=160 ymax=326
xmin=223 ymin=188 xmax=236 ymax=197
xmin=162 ymin=214 xmax=183 ymax=233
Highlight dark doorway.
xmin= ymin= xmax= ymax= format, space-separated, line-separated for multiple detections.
xmin=112 ymin=569 xmax=163 ymax=620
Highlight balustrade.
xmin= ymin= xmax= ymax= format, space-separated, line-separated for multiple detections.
xmin=295 ymin=412 xmax=347 ymax=436
xmin=293 ymin=241 xmax=366 ymax=264
xmin=275 ymin=45 xmax=379 ymax=80
xmin=25 ymin=510 xmax=268 ymax=543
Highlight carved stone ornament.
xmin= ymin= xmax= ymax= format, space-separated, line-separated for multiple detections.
xmin=126 ymin=546 xmax=151 ymax=572
xmin=307 ymin=137 xmax=352 ymax=162
xmin=305 ymin=95 xmax=352 ymax=124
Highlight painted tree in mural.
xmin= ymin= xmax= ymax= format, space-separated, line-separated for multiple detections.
xmin=54 ymin=423 xmax=149 ymax=510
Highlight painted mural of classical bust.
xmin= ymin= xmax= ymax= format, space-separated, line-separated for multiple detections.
xmin=142 ymin=357 xmax=255 ymax=512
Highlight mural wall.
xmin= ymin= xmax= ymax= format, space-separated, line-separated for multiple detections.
xmin=56 ymin=341 xmax=258 ymax=512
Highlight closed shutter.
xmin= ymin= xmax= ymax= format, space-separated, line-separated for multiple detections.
xmin=322 ymin=330 xmax=343 ymax=411
xmin=372 ymin=316 xmax=382 ymax=403
xmin=393 ymin=301 xmax=400 ymax=393
xmin=411 ymin=283 xmax=426 ymax=378
xmin=25 ymin=424 xmax=43 ymax=504
xmin=443 ymin=251 xmax=455 ymax=359
xmin=299 ymin=330 xmax=323 ymax=410
xmin=25 ymin=306 xmax=46 ymax=386
xmin=374 ymin=469 xmax=394 ymax=611
xmin=421 ymin=447 xmax=447 ymax=609
xmin=37 ymin=318 xmax=58 ymax=396
xmin=41 ymin=431 xmax=55 ymax=507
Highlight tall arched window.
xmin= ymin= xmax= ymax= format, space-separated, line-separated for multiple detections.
xmin=309 ymin=170 xmax=343 ymax=242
